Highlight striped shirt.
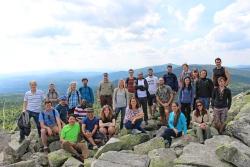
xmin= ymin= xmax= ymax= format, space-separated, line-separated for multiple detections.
xmin=74 ymin=105 xmax=87 ymax=118
xmin=124 ymin=107 xmax=143 ymax=123
xmin=68 ymin=90 xmax=80 ymax=109
xmin=24 ymin=90 xmax=45 ymax=113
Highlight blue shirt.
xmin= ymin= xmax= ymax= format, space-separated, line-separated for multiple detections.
xmin=55 ymin=104 xmax=69 ymax=123
xmin=39 ymin=109 xmax=60 ymax=127
xmin=82 ymin=116 xmax=99 ymax=132
xmin=179 ymin=87 xmax=194 ymax=105
xmin=79 ymin=86 xmax=94 ymax=104
xmin=168 ymin=112 xmax=187 ymax=135
xmin=68 ymin=90 xmax=80 ymax=109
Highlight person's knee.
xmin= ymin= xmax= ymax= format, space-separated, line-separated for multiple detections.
xmin=108 ymin=127 xmax=115 ymax=134
xmin=41 ymin=128 xmax=47 ymax=135
xmin=99 ymin=128 xmax=107 ymax=134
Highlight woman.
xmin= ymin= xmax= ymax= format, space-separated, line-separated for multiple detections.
xmin=46 ymin=83 xmax=59 ymax=107
xmin=179 ymin=77 xmax=194 ymax=128
xmin=67 ymin=81 xmax=81 ymax=115
xmin=124 ymin=97 xmax=146 ymax=133
xmin=191 ymin=69 xmax=199 ymax=110
xmin=113 ymin=79 xmax=129 ymax=130
xmin=179 ymin=63 xmax=192 ymax=88
xmin=99 ymin=105 xmax=116 ymax=140
xmin=161 ymin=102 xmax=188 ymax=147
xmin=191 ymin=100 xmax=211 ymax=144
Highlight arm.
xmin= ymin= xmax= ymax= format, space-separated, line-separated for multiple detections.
xmin=211 ymin=89 xmax=216 ymax=108
xmin=225 ymin=68 xmax=231 ymax=86
xmin=227 ymin=89 xmax=232 ymax=110
xmin=90 ymin=88 xmax=95 ymax=104
xmin=168 ymin=113 xmax=174 ymax=129
xmin=23 ymin=101 xmax=27 ymax=112
xmin=111 ymin=118 xmax=116 ymax=127
xmin=167 ymin=93 xmax=173 ymax=106
xmin=91 ymin=124 xmax=98 ymax=136
xmin=191 ymin=112 xmax=200 ymax=127
xmin=208 ymin=79 xmax=214 ymax=97
xmin=60 ymin=128 xmax=66 ymax=143
xmin=99 ymin=119 xmax=105 ymax=128
xmin=178 ymin=90 xmax=182 ymax=105
xmin=156 ymin=96 xmax=164 ymax=106
xmin=174 ymin=75 xmax=179 ymax=92
xmin=112 ymin=88 xmax=117 ymax=109
xmin=181 ymin=114 xmax=187 ymax=135
xmin=56 ymin=117 xmax=62 ymax=132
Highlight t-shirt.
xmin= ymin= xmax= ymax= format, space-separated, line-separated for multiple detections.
xmin=146 ymin=76 xmax=159 ymax=95
xmin=124 ymin=107 xmax=143 ymax=123
xmin=126 ymin=77 xmax=136 ymax=93
xmin=60 ymin=123 xmax=80 ymax=143
xmin=39 ymin=109 xmax=60 ymax=127
xmin=74 ymin=105 xmax=87 ymax=118
xmin=137 ymin=79 xmax=147 ymax=98
xmin=24 ymin=90 xmax=45 ymax=113
xmin=55 ymin=104 xmax=69 ymax=123
xmin=156 ymin=85 xmax=172 ymax=103
xmin=113 ymin=88 xmax=128 ymax=108
xmin=82 ymin=116 xmax=99 ymax=132
xmin=101 ymin=115 xmax=115 ymax=124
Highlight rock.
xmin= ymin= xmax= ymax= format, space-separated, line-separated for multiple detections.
xmin=49 ymin=141 xmax=61 ymax=152
xmin=91 ymin=151 xmax=150 ymax=167
xmin=216 ymin=141 xmax=250 ymax=167
xmin=147 ymin=130 xmax=157 ymax=139
xmin=2 ymin=148 xmax=15 ymax=165
xmin=89 ymin=149 xmax=98 ymax=158
xmin=155 ymin=126 xmax=167 ymax=137
xmin=62 ymin=157 xmax=83 ymax=167
xmin=142 ymin=120 xmax=159 ymax=131
xmin=6 ymin=160 xmax=36 ymax=167
xmin=119 ymin=133 xmax=150 ymax=150
xmin=21 ymin=152 xmax=33 ymax=161
xmin=94 ymin=138 xmax=123 ymax=158
xmin=30 ymin=152 xmax=49 ymax=166
xmin=148 ymin=148 xmax=176 ymax=167
xmin=118 ymin=128 xmax=131 ymax=137
xmin=47 ymin=135 xmax=60 ymax=143
xmin=210 ymin=126 xmax=219 ymax=136
xmin=134 ymin=137 xmax=165 ymax=155
xmin=48 ymin=149 xmax=72 ymax=167
xmin=84 ymin=158 xmax=94 ymax=167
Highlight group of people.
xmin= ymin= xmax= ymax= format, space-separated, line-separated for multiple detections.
xmin=18 ymin=57 xmax=232 ymax=161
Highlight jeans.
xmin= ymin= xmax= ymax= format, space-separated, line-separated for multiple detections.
xmin=199 ymin=97 xmax=210 ymax=110
xmin=161 ymin=128 xmax=182 ymax=147
xmin=181 ymin=103 xmax=191 ymax=128
xmin=138 ymin=97 xmax=148 ymax=122
xmin=125 ymin=119 xmax=145 ymax=133
xmin=115 ymin=107 xmax=126 ymax=129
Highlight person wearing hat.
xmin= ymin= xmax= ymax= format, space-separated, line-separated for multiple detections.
xmin=79 ymin=78 xmax=94 ymax=107
xmin=46 ymin=83 xmax=59 ymax=107
xmin=81 ymin=108 xmax=99 ymax=150
xmin=55 ymin=95 xmax=69 ymax=125
xmin=97 ymin=73 xmax=114 ymax=107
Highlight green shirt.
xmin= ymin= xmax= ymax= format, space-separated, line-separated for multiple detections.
xmin=60 ymin=123 xmax=80 ymax=143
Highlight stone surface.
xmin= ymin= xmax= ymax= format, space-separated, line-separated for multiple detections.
xmin=134 ymin=137 xmax=165 ymax=155
xmin=62 ymin=157 xmax=83 ymax=167
xmin=84 ymin=158 xmax=94 ymax=167
xmin=148 ymin=148 xmax=176 ymax=167
xmin=48 ymin=149 xmax=72 ymax=167
xmin=119 ymin=133 xmax=150 ymax=150
xmin=142 ymin=120 xmax=159 ymax=131
xmin=155 ymin=126 xmax=167 ymax=137
xmin=6 ymin=160 xmax=36 ymax=167
xmin=49 ymin=141 xmax=61 ymax=152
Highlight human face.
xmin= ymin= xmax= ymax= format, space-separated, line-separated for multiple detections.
xmin=167 ymin=67 xmax=172 ymax=73
xmin=159 ymin=78 xmax=164 ymax=85
xmin=30 ymin=82 xmax=37 ymax=91
xmin=183 ymin=65 xmax=188 ymax=72
xmin=218 ymin=79 xmax=225 ymax=87
xmin=45 ymin=102 xmax=52 ymax=111
xmin=68 ymin=116 xmax=76 ymax=125
xmin=119 ymin=80 xmax=125 ymax=88
xmin=131 ymin=98 xmax=137 ymax=108
xmin=171 ymin=103 xmax=178 ymax=112
xmin=104 ymin=76 xmax=108 ymax=82
xmin=138 ymin=73 xmax=143 ymax=79
xmin=196 ymin=103 xmax=203 ymax=111
xmin=60 ymin=100 xmax=67 ymax=105
xmin=148 ymin=70 xmax=153 ymax=76
xmin=71 ymin=83 xmax=76 ymax=90
xmin=129 ymin=70 xmax=134 ymax=76
xmin=200 ymin=71 xmax=207 ymax=79
xmin=215 ymin=60 xmax=221 ymax=67
xmin=104 ymin=107 xmax=110 ymax=116
xmin=184 ymin=78 xmax=191 ymax=86
xmin=49 ymin=84 xmax=55 ymax=90
xmin=87 ymin=112 xmax=94 ymax=119
xmin=83 ymin=80 xmax=88 ymax=86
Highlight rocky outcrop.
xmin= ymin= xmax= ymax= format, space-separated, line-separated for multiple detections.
xmin=119 ymin=133 xmax=150 ymax=150
xmin=134 ymin=137 xmax=165 ymax=155
xmin=148 ymin=148 xmax=176 ymax=167
xmin=48 ymin=149 xmax=71 ymax=167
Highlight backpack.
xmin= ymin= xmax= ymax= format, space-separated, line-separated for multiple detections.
xmin=42 ymin=109 xmax=56 ymax=124
xmin=68 ymin=90 xmax=80 ymax=101
xmin=17 ymin=112 xmax=31 ymax=136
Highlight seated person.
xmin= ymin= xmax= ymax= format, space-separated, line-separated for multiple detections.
xmin=161 ymin=102 xmax=188 ymax=147
xmin=74 ymin=99 xmax=88 ymax=122
xmin=55 ymin=95 xmax=69 ymax=125
xmin=82 ymin=108 xmax=100 ymax=150
xmin=99 ymin=105 xmax=116 ymax=140
xmin=61 ymin=114 xmax=89 ymax=162
xmin=39 ymin=100 xmax=61 ymax=153
xmin=192 ymin=100 xmax=211 ymax=144
xmin=124 ymin=97 xmax=146 ymax=133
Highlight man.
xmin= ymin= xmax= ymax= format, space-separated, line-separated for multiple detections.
xmin=196 ymin=69 xmax=214 ymax=110
xmin=55 ymin=95 xmax=69 ymax=125
xmin=212 ymin=58 xmax=230 ymax=87
xmin=163 ymin=64 xmax=178 ymax=101
xmin=97 ymin=73 xmax=114 ymax=107
xmin=74 ymin=99 xmax=88 ymax=122
xmin=211 ymin=77 xmax=232 ymax=135
xmin=146 ymin=68 xmax=159 ymax=118
xmin=61 ymin=115 xmax=89 ymax=162
xmin=79 ymin=78 xmax=94 ymax=107
xmin=135 ymin=72 xmax=149 ymax=125
xmin=46 ymin=83 xmax=59 ymax=107
xmin=156 ymin=78 xmax=173 ymax=125
xmin=82 ymin=108 xmax=99 ymax=150
xmin=20 ymin=80 xmax=45 ymax=142
xmin=125 ymin=69 xmax=137 ymax=100
xmin=39 ymin=101 xmax=61 ymax=153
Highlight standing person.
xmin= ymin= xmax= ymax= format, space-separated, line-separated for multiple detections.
xmin=161 ymin=102 xmax=188 ymax=148
xmin=211 ymin=77 xmax=232 ymax=135
xmin=61 ymin=115 xmax=89 ymax=162
xmin=67 ymin=81 xmax=81 ymax=115
xmin=113 ymin=79 xmax=129 ymax=129
xmin=46 ymin=83 xmax=59 ymax=107
xmin=79 ymin=78 xmax=94 ymax=107
xmin=124 ymin=97 xmax=146 ymax=133
xmin=163 ymin=64 xmax=178 ymax=101
xmin=99 ymin=105 xmax=116 ymax=140
xmin=179 ymin=63 xmax=192 ymax=88
xmin=179 ymin=77 xmax=194 ymax=128
xmin=146 ymin=68 xmax=159 ymax=119
xmin=212 ymin=57 xmax=231 ymax=87
xmin=156 ymin=78 xmax=173 ymax=125
xmin=125 ymin=69 xmax=137 ymax=101
xmin=135 ymin=72 xmax=149 ymax=125
xmin=55 ymin=95 xmax=69 ymax=125
xmin=39 ymin=101 xmax=61 ymax=153
xmin=191 ymin=100 xmax=212 ymax=144
xmin=97 ymin=73 xmax=114 ymax=107
xmin=191 ymin=69 xmax=199 ymax=110
xmin=20 ymin=80 xmax=45 ymax=142
xmin=196 ymin=69 xmax=214 ymax=110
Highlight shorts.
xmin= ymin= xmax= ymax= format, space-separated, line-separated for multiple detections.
xmin=213 ymin=107 xmax=228 ymax=124
xmin=148 ymin=94 xmax=156 ymax=106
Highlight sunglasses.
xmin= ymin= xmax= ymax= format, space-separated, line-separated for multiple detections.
xmin=197 ymin=104 xmax=203 ymax=107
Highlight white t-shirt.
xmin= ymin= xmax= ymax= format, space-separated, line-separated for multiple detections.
xmin=24 ymin=89 xmax=45 ymax=113
xmin=146 ymin=76 xmax=159 ymax=95
xmin=137 ymin=79 xmax=147 ymax=98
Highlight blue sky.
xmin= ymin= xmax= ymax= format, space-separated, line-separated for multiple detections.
xmin=0 ymin=0 xmax=249 ymax=74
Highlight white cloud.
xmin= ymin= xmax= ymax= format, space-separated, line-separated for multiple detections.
xmin=185 ymin=4 xmax=206 ymax=31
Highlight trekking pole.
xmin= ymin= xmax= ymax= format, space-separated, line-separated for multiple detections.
xmin=2 ymin=99 xmax=5 ymax=129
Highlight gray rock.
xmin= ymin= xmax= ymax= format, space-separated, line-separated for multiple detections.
xmin=119 ymin=133 xmax=150 ymax=150
xmin=6 ymin=160 xmax=36 ymax=167
xmin=134 ymin=137 xmax=165 ymax=155
xmin=94 ymin=138 xmax=122 ymax=158
xmin=91 ymin=151 xmax=150 ymax=167
xmin=48 ymin=149 xmax=72 ymax=167
xmin=21 ymin=152 xmax=32 ymax=161
xmin=49 ymin=141 xmax=61 ymax=152
xmin=155 ymin=126 xmax=167 ymax=137
xmin=62 ymin=157 xmax=83 ymax=167
xmin=148 ymin=148 xmax=176 ymax=167
xmin=142 ymin=120 xmax=159 ymax=131
xmin=210 ymin=126 xmax=219 ymax=136
xmin=30 ymin=152 xmax=49 ymax=166
xmin=84 ymin=158 xmax=94 ymax=167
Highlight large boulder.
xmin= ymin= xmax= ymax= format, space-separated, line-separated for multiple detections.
xmin=91 ymin=151 xmax=150 ymax=167
xmin=119 ymin=133 xmax=150 ymax=150
xmin=94 ymin=138 xmax=123 ymax=158
xmin=84 ymin=158 xmax=94 ymax=167
xmin=5 ymin=160 xmax=36 ymax=167
xmin=134 ymin=137 xmax=165 ymax=155
xmin=49 ymin=141 xmax=61 ymax=152
xmin=148 ymin=148 xmax=176 ymax=167
xmin=48 ymin=149 xmax=72 ymax=167
xmin=62 ymin=157 xmax=83 ymax=167
xmin=155 ymin=126 xmax=167 ymax=137
xmin=142 ymin=120 xmax=159 ymax=131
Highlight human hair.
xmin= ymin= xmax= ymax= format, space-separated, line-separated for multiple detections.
xmin=68 ymin=114 xmax=76 ymax=119
xmin=44 ymin=100 xmax=52 ymax=105
xmin=200 ymin=69 xmax=207 ymax=77
xmin=67 ymin=81 xmax=77 ymax=94
xmin=182 ymin=63 xmax=189 ymax=68
xmin=128 ymin=69 xmax=134 ymax=72
xmin=172 ymin=102 xmax=181 ymax=127
xmin=181 ymin=76 xmax=192 ymax=91
xmin=194 ymin=100 xmax=207 ymax=117
xmin=215 ymin=57 xmax=221 ymax=62
xmin=129 ymin=97 xmax=140 ymax=109
xmin=218 ymin=76 xmax=226 ymax=82
xmin=81 ymin=78 xmax=88 ymax=82
xmin=29 ymin=80 xmax=37 ymax=86
xmin=100 ymin=105 xmax=113 ymax=121
xmin=192 ymin=69 xmax=199 ymax=79
xmin=148 ymin=67 xmax=153 ymax=71
xmin=118 ymin=79 xmax=126 ymax=89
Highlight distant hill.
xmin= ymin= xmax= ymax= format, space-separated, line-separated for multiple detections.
xmin=0 ymin=64 xmax=250 ymax=95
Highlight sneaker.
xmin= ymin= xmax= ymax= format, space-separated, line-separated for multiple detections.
xmin=132 ymin=129 xmax=142 ymax=134
xmin=93 ymin=145 xmax=98 ymax=150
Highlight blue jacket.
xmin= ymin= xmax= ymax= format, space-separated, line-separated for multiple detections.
xmin=79 ymin=86 xmax=94 ymax=105
xmin=163 ymin=73 xmax=178 ymax=92
xmin=168 ymin=112 xmax=187 ymax=135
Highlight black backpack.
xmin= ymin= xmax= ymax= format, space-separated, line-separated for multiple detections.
xmin=17 ymin=112 xmax=31 ymax=136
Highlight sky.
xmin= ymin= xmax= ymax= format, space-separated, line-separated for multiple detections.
xmin=0 ymin=0 xmax=250 ymax=74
